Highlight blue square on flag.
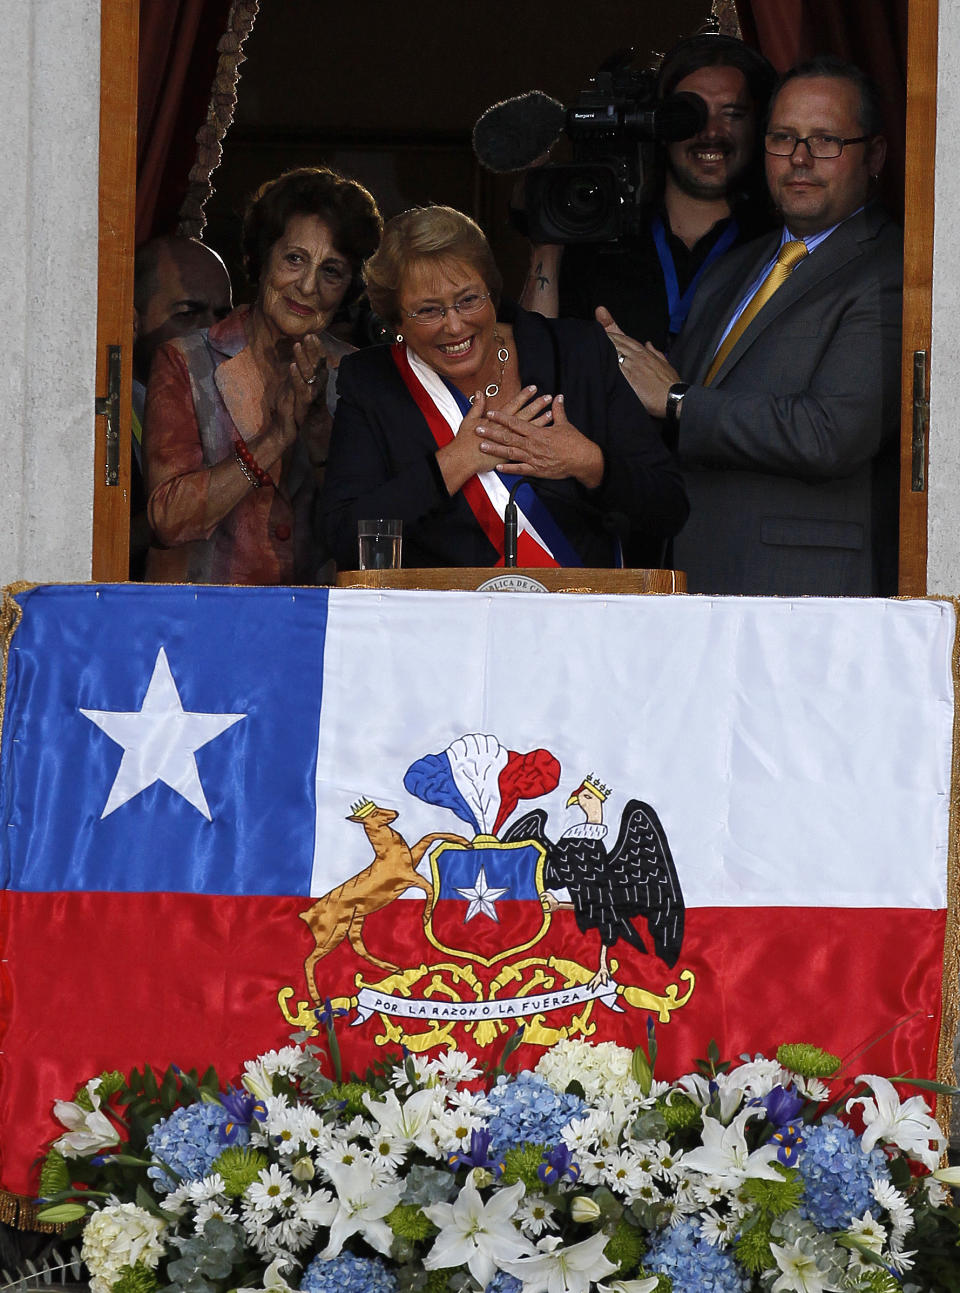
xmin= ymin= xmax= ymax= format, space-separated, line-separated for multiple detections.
xmin=2 ymin=585 xmax=330 ymax=896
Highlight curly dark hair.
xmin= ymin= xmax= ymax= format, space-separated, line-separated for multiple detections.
xmin=241 ymin=166 xmax=383 ymax=304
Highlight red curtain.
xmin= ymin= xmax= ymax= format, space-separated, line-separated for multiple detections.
xmin=734 ymin=0 xmax=907 ymax=220
xmin=136 ymin=0 xmax=234 ymax=244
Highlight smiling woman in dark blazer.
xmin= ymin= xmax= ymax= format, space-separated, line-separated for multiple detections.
xmin=319 ymin=205 xmax=688 ymax=570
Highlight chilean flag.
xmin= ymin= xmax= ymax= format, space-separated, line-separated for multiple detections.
xmin=0 ymin=584 xmax=955 ymax=1201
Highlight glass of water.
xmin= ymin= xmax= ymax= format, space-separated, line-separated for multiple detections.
xmin=357 ymin=519 xmax=402 ymax=570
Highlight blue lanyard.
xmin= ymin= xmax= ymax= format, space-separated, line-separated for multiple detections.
xmin=652 ymin=214 xmax=740 ymax=335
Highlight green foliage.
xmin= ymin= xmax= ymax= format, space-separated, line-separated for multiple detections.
xmin=734 ymin=1211 xmax=774 ymax=1274
xmin=211 ymin=1145 xmax=268 ymax=1198
xmin=157 ymin=1217 xmax=246 ymax=1293
xmin=500 ymin=1143 xmax=546 ymax=1190
xmin=97 ymin=1069 xmax=127 ymax=1098
xmin=388 ymin=1202 xmax=437 ymax=1242
xmin=399 ymin=1164 xmax=457 ymax=1206
xmin=903 ymin=1191 xmax=960 ymax=1292
xmin=603 ymin=1217 xmax=645 ymax=1274
xmin=325 ymin=1080 xmax=375 ymax=1117
xmin=37 ymin=1148 xmax=69 ymax=1199
xmin=739 ymin=1165 xmax=803 ymax=1218
xmin=112 ymin=1261 xmax=161 ymax=1293
xmin=655 ymin=1091 xmax=701 ymax=1134
xmin=776 ymin=1043 xmax=841 ymax=1078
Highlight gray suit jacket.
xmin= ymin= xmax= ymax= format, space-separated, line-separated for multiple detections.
xmin=669 ymin=204 xmax=903 ymax=595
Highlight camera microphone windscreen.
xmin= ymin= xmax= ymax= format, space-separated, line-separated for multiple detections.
xmin=654 ymin=91 xmax=708 ymax=142
xmin=472 ymin=91 xmax=567 ymax=172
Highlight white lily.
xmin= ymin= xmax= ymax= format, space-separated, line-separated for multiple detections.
xmin=362 ymin=1087 xmax=443 ymax=1154
xmin=319 ymin=1157 xmax=402 ymax=1258
xmin=423 ymin=1177 xmax=534 ymax=1288
xmin=675 ymin=1072 xmax=744 ymax=1123
xmin=848 ymin=1074 xmax=947 ymax=1170
xmin=769 ymin=1241 xmax=841 ymax=1292
xmin=501 ymin=1230 xmax=618 ymax=1293
xmin=598 ymin=1280 xmax=659 ymax=1293
xmin=235 ymin=1257 xmax=298 ymax=1292
xmin=932 ymin=1164 xmax=960 ymax=1185
xmin=51 ymin=1079 xmax=120 ymax=1156
xmin=680 ymin=1108 xmax=783 ymax=1186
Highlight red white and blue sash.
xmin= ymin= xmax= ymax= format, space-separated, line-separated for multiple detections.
xmin=391 ymin=343 xmax=583 ymax=567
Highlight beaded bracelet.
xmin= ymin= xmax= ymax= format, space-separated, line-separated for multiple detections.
xmin=233 ymin=438 xmax=272 ymax=489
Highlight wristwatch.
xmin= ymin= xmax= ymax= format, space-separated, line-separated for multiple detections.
xmin=665 ymin=383 xmax=690 ymax=428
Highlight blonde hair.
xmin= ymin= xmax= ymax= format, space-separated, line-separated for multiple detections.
xmin=364 ymin=206 xmax=502 ymax=323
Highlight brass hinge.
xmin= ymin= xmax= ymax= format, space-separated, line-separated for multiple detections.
xmin=94 ymin=344 xmax=122 ymax=486
xmin=912 ymin=349 xmax=929 ymax=493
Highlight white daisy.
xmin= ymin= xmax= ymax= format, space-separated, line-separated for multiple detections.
xmin=516 ymin=1194 xmax=558 ymax=1237
xmin=246 ymin=1164 xmax=299 ymax=1215
xmin=194 ymin=1197 xmax=236 ymax=1233
xmin=601 ymin=1150 xmax=650 ymax=1196
xmin=699 ymin=1206 xmax=736 ymax=1247
xmin=846 ymin=1210 xmax=887 ymax=1254
xmin=428 ymin=1050 xmax=483 ymax=1087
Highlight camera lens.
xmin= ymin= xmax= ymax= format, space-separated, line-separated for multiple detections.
xmin=527 ymin=165 xmax=620 ymax=242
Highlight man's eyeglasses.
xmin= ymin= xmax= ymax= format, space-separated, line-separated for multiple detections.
xmin=402 ymin=292 xmax=491 ymax=326
xmin=764 ymin=131 xmax=871 ymax=159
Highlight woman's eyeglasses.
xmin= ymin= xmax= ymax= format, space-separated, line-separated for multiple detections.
xmin=402 ymin=292 xmax=491 ymax=326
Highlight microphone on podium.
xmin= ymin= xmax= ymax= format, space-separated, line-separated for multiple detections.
xmin=504 ymin=479 xmax=525 ymax=567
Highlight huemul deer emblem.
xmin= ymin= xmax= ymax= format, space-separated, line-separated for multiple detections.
xmin=299 ymin=798 xmax=468 ymax=1003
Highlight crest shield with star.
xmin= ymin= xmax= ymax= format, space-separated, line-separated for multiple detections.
xmin=423 ymin=836 xmax=550 ymax=966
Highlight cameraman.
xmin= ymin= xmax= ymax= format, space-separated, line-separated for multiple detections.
xmin=520 ymin=34 xmax=776 ymax=353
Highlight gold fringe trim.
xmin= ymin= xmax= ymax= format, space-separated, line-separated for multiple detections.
xmin=0 ymin=586 xmax=39 ymax=1229
xmin=0 ymin=582 xmax=32 ymax=769
xmin=0 ymin=1186 xmax=62 ymax=1232
xmin=177 ymin=0 xmax=260 ymax=239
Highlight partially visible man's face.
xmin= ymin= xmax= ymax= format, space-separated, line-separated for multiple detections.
xmin=665 ymin=64 xmax=756 ymax=202
xmin=134 ymin=241 xmax=232 ymax=382
xmin=765 ymin=75 xmax=886 ymax=236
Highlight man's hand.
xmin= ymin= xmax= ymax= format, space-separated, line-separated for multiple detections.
xmin=596 ymin=306 xmax=681 ymax=419
xmin=479 ymin=394 xmax=604 ymax=489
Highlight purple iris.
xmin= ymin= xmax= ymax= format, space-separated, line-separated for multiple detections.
xmin=538 ymin=1143 xmax=581 ymax=1186
xmin=771 ymin=1121 xmax=805 ymax=1166
xmin=448 ymin=1127 xmax=502 ymax=1176
xmin=219 ymin=1084 xmax=267 ymax=1143
xmin=315 ymin=997 xmax=349 ymax=1030
xmin=764 ymin=1084 xmax=804 ymax=1127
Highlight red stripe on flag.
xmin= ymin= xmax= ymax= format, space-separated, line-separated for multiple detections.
xmin=0 ymin=893 xmax=945 ymax=1194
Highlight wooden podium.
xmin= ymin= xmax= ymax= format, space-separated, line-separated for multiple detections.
xmin=335 ymin=567 xmax=685 ymax=594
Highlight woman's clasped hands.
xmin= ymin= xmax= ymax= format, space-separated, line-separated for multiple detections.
xmin=476 ymin=388 xmax=604 ymax=489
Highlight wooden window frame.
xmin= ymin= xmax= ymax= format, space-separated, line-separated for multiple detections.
xmin=92 ymin=0 xmax=938 ymax=592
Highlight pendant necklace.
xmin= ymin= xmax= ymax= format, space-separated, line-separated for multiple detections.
xmin=470 ymin=331 xmax=510 ymax=402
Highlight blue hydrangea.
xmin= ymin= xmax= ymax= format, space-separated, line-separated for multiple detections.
xmin=485 ymin=1275 xmax=523 ymax=1293
xmin=485 ymin=1071 xmax=586 ymax=1153
xmin=646 ymin=1217 xmax=750 ymax=1293
xmin=795 ymin=1114 xmax=891 ymax=1231
xmin=146 ymin=1100 xmax=246 ymax=1192
xmin=301 ymin=1253 xmax=398 ymax=1293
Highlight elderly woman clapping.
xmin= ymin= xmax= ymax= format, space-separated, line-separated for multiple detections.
xmin=320 ymin=205 xmax=688 ymax=570
xmin=145 ymin=166 xmax=382 ymax=584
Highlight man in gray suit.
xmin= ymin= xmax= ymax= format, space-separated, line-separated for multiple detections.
xmin=601 ymin=57 xmax=902 ymax=595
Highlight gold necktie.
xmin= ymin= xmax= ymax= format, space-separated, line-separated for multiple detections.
xmin=704 ymin=239 xmax=808 ymax=386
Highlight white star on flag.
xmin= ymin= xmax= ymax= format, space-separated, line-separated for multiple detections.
xmin=456 ymin=865 xmax=509 ymax=922
xmin=79 ymin=647 xmax=245 ymax=820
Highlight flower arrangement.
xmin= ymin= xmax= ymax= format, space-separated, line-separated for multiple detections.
xmin=34 ymin=1025 xmax=960 ymax=1293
